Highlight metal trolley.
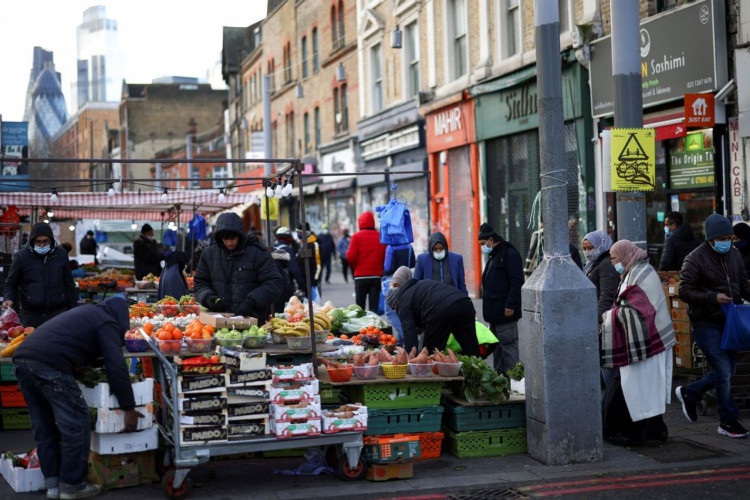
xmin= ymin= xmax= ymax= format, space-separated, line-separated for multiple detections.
xmin=141 ymin=333 xmax=366 ymax=498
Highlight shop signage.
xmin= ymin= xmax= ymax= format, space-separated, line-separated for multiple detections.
xmin=320 ymin=148 xmax=356 ymax=183
xmin=589 ymin=0 xmax=727 ymax=118
xmin=610 ymin=128 xmax=655 ymax=191
xmin=0 ymin=121 xmax=29 ymax=192
xmin=425 ymin=100 xmax=476 ymax=153
xmin=728 ymin=118 xmax=745 ymax=221
xmin=684 ymin=93 xmax=715 ymax=128
xmin=668 ymin=129 xmax=714 ymax=189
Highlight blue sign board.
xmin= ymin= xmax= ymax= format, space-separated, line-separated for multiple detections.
xmin=1 ymin=121 xmax=29 ymax=191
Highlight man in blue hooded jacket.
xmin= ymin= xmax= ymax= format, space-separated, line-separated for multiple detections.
xmin=413 ymin=232 xmax=467 ymax=294
xmin=13 ymin=297 xmax=141 ymax=499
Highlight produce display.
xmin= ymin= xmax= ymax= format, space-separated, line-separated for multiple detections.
xmin=76 ymin=268 xmax=134 ymax=290
xmin=1 ymin=326 xmax=34 ymax=357
xmin=456 ymin=354 xmax=510 ymax=404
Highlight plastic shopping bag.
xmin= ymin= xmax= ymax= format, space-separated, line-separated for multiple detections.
xmin=720 ymin=302 xmax=750 ymax=350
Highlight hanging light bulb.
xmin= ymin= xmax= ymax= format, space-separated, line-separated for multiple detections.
xmin=50 ymin=188 xmax=59 ymax=203
xmin=218 ymin=188 xmax=226 ymax=202
xmin=161 ymin=188 xmax=169 ymax=203
xmin=282 ymin=177 xmax=294 ymax=197
xmin=43 ymin=219 xmax=49 ymax=224
xmin=266 ymin=182 xmax=275 ymax=198
xmin=107 ymin=184 xmax=115 ymax=197
xmin=131 ymin=221 xmax=137 ymax=231
xmin=47 ymin=210 xmax=54 ymax=218
xmin=274 ymin=180 xmax=283 ymax=198
xmin=69 ymin=225 xmax=75 ymax=231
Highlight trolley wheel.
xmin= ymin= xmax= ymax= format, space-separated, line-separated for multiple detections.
xmin=161 ymin=469 xmax=191 ymax=499
xmin=337 ymin=454 xmax=366 ymax=481
xmin=697 ymin=398 xmax=708 ymax=416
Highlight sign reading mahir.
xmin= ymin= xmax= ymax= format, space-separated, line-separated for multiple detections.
xmin=610 ymin=128 xmax=656 ymax=191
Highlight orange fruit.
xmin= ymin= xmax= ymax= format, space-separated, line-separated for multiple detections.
xmin=143 ymin=323 xmax=154 ymax=333
xmin=205 ymin=325 xmax=215 ymax=334
xmin=172 ymin=329 xmax=183 ymax=340
xmin=163 ymin=322 xmax=174 ymax=332
xmin=340 ymin=334 xmax=349 ymax=340
xmin=191 ymin=332 xmax=202 ymax=339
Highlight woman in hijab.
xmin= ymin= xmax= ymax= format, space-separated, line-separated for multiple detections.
xmin=732 ymin=222 xmax=750 ymax=276
xmin=158 ymin=251 xmax=189 ymax=300
xmin=582 ymin=230 xmax=620 ymax=325
xmin=601 ymin=240 xmax=676 ymax=446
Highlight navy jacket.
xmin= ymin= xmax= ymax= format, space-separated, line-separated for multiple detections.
xmin=13 ymin=297 xmax=135 ymax=410
xmin=4 ymin=243 xmax=77 ymax=313
xmin=317 ymin=232 xmax=336 ymax=262
xmin=481 ymin=241 xmax=524 ymax=324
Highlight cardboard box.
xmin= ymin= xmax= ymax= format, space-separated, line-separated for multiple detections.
xmin=227 ymin=386 xmax=270 ymax=401
xmin=270 ymin=363 xmax=314 ymax=382
xmin=227 ymin=415 xmax=270 ymax=438
xmin=363 ymin=435 xmax=421 ymax=463
xmin=322 ymin=404 xmax=367 ymax=433
xmin=366 ymin=462 xmax=414 ymax=482
xmin=671 ymin=308 xmax=689 ymax=322
xmin=270 ymin=417 xmax=322 ymax=438
xmin=223 ymin=350 xmax=267 ymax=372
xmin=87 ymin=451 xmax=158 ymax=489
xmin=199 ymin=312 xmax=257 ymax=330
xmin=227 ymin=400 xmax=269 ymax=418
xmin=179 ymin=411 xmax=228 ymax=427
xmin=180 ymin=425 xmax=228 ymax=445
xmin=178 ymin=393 xmax=227 ymax=413
xmin=90 ymin=426 xmax=158 ymax=455
xmin=270 ymin=397 xmax=322 ymax=422
xmin=673 ymin=343 xmax=692 ymax=359
xmin=79 ymin=379 xmax=154 ymax=409
xmin=674 ymin=331 xmax=692 ymax=346
xmin=673 ymin=319 xmax=692 ymax=334
xmin=226 ymin=368 xmax=273 ymax=386
xmin=671 ymin=298 xmax=688 ymax=309
xmin=269 ymin=379 xmax=319 ymax=404
xmin=177 ymin=374 xmax=226 ymax=394
xmin=93 ymin=404 xmax=153 ymax=433
xmin=0 ymin=458 xmax=44 ymax=492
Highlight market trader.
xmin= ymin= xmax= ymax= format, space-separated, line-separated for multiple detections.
xmin=13 ymin=296 xmax=142 ymax=500
xmin=133 ymin=223 xmax=163 ymax=280
xmin=194 ymin=212 xmax=283 ymax=322
xmin=2 ymin=222 xmax=78 ymax=327
xmin=386 ymin=266 xmax=480 ymax=356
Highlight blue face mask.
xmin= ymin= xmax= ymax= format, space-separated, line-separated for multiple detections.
xmin=34 ymin=245 xmax=51 ymax=255
xmin=614 ymin=262 xmax=625 ymax=274
xmin=664 ymin=226 xmax=672 ymax=237
xmin=713 ymin=240 xmax=732 ymax=254
xmin=481 ymin=243 xmax=492 ymax=255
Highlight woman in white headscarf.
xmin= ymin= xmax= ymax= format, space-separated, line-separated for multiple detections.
xmin=582 ymin=230 xmax=620 ymax=324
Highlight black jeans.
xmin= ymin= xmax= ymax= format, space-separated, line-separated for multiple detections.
xmin=420 ymin=298 xmax=480 ymax=357
xmin=340 ymin=257 xmax=349 ymax=282
xmin=322 ymin=257 xmax=332 ymax=282
xmin=355 ymin=277 xmax=381 ymax=313
xmin=19 ymin=308 xmax=67 ymax=329
xmin=14 ymin=358 xmax=91 ymax=492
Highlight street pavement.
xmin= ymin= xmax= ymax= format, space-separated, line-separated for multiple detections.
xmin=2 ymin=262 xmax=750 ymax=498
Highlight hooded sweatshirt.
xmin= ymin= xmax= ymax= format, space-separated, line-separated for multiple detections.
xmin=346 ymin=211 xmax=386 ymax=278
xmin=413 ymin=232 xmax=467 ymax=294
xmin=13 ymin=297 xmax=135 ymax=410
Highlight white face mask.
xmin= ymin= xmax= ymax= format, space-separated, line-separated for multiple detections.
xmin=433 ymin=250 xmax=446 ymax=261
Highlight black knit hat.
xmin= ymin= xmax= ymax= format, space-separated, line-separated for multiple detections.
xmin=704 ymin=214 xmax=732 ymax=241
xmin=141 ymin=223 xmax=154 ymax=234
xmin=478 ymin=223 xmax=500 ymax=241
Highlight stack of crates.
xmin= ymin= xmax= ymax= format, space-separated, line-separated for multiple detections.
xmin=441 ymin=397 xmax=527 ymax=458
xmin=659 ymin=272 xmax=704 ymax=370
xmin=0 ymin=364 xmax=30 ymax=430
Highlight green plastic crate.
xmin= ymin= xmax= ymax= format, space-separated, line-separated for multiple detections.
xmin=0 ymin=364 xmax=16 ymax=382
xmin=347 ymin=382 xmax=441 ymax=409
xmin=442 ymin=399 xmax=525 ymax=432
xmin=0 ymin=408 xmax=31 ymax=430
xmin=444 ymin=427 xmax=527 ymax=458
xmin=319 ymin=383 xmax=340 ymax=405
xmin=366 ymin=405 xmax=444 ymax=436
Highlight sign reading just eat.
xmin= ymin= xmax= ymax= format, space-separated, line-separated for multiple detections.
xmin=684 ymin=93 xmax=715 ymax=128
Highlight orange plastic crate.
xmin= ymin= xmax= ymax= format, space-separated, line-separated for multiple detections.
xmin=415 ymin=431 xmax=444 ymax=460
xmin=0 ymin=384 xmax=27 ymax=408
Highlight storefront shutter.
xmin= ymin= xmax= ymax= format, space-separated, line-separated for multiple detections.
xmin=448 ymin=146 xmax=477 ymax=296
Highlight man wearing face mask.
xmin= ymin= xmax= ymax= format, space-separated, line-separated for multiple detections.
xmin=3 ymin=222 xmax=78 ymax=327
xmin=676 ymin=214 xmax=750 ymax=438
xmin=413 ymin=232 xmax=467 ymax=294
xmin=658 ymin=211 xmax=699 ymax=272
xmin=478 ymin=222 xmax=524 ymax=375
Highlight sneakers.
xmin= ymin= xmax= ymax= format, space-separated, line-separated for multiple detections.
xmin=718 ymin=421 xmax=749 ymax=439
xmin=59 ymin=484 xmax=101 ymax=500
xmin=47 ymin=487 xmax=60 ymax=499
xmin=675 ymin=386 xmax=698 ymax=422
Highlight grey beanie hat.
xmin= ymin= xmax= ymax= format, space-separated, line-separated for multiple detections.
xmin=704 ymin=213 xmax=733 ymax=241
xmin=391 ymin=266 xmax=412 ymax=287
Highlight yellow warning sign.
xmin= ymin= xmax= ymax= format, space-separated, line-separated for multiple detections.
xmin=261 ymin=196 xmax=278 ymax=220
xmin=610 ymin=128 xmax=656 ymax=191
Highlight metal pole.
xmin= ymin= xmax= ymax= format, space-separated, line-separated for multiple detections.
xmin=263 ymin=76 xmax=272 ymax=177
xmin=296 ymin=160 xmax=318 ymax=365
xmin=264 ymin=181 xmax=273 ymax=250
xmin=611 ymin=0 xmax=646 ymax=246
xmin=186 ymin=133 xmax=193 ymax=186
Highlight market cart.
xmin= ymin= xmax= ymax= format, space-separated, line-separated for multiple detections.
xmin=136 ymin=332 xmax=365 ymax=498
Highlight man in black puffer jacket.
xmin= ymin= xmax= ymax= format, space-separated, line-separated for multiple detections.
xmin=2 ymin=222 xmax=77 ymax=327
xmin=13 ymin=297 xmax=140 ymax=499
xmin=659 ymin=211 xmax=699 ymax=271
xmin=194 ymin=213 xmax=283 ymax=321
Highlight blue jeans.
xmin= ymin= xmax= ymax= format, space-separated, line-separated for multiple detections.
xmin=14 ymin=358 xmax=91 ymax=493
xmin=684 ymin=324 xmax=739 ymax=424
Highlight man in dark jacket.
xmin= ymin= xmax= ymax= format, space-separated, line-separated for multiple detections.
xmin=676 ymin=214 xmax=750 ymax=439
xmin=2 ymin=222 xmax=77 ymax=327
xmin=13 ymin=297 xmax=141 ymax=499
xmin=194 ymin=213 xmax=283 ymax=322
xmin=386 ymin=266 xmax=480 ymax=356
xmin=272 ymin=227 xmax=307 ymax=313
xmin=317 ymin=224 xmax=336 ymax=284
xmin=133 ymin=223 xmax=163 ymax=280
xmin=296 ymin=223 xmax=321 ymax=298
xmin=478 ymin=223 xmax=524 ymax=375
xmin=347 ymin=211 xmax=387 ymax=312
xmin=413 ymin=232 xmax=467 ymax=294
xmin=659 ymin=211 xmax=699 ymax=271
xmin=79 ymin=230 xmax=97 ymax=262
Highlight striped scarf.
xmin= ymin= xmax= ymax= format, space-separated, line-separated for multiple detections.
xmin=602 ymin=261 xmax=675 ymax=368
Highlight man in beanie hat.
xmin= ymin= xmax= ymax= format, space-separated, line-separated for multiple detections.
xmin=478 ymin=222 xmax=524 ymax=375
xmin=79 ymin=229 xmax=97 ymax=264
xmin=676 ymin=213 xmax=750 ymax=438
xmin=386 ymin=266 xmax=480 ymax=355
xmin=133 ymin=223 xmax=163 ymax=280
xmin=3 ymin=222 xmax=77 ymax=327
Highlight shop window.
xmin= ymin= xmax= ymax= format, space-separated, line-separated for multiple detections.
xmin=499 ymin=0 xmax=520 ymax=59
xmin=405 ymin=22 xmax=420 ymax=98
xmin=447 ymin=0 xmax=468 ymax=80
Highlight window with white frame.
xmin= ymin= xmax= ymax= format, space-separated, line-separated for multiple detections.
xmin=370 ymin=43 xmax=383 ymax=113
xmin=448 ymin=0 xmax=467 ymax=80
xmin=314 ymin=107 xmax=321 ymax=147
xmin=502 ymin=0 xmax=520 ymax=58
xmin=301 ymin=36 xmax=308 ymax=78
xmin=213 ymin=166 xmax=228 ymax=188
xmin=404 ymin=21 xmax=420 ymax=98
xmin=304 ymin=112 xmax=311 ymax=153
xmin=312 ymin=28 xmax=320 ymax=72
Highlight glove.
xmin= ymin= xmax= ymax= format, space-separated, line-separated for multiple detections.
xmin=208 ymin=296 xmax=227 ymax=312
xmin=236 ymin=298 xmax=256 ymax=318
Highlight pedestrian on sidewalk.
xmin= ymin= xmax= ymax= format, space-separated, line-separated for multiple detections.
xmin=659 ymin=211 xmax=699 ymax=272
xmin=478 ymin=223 xmax=524 ymax=375
xmin=318 ymin=224 xmax=336 ymax=285
xmin=601 ymin=240 xmax=675 ymax=446
xmin=676 ymin=213 xmax=750 ymax=438
xmin=413 ymin=232 xmax=468 ymax=295
xmin=336 ymin=229 xmax=351 ymax=283
xmin=346 ymin=211 xmax=386 ymax=313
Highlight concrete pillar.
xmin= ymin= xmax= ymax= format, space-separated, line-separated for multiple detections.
xmin=520 ymin=0 xmax=602 ymax=465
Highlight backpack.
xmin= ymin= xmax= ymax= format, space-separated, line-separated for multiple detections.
xmin=272 ymin=243 xmax=294 ymax=301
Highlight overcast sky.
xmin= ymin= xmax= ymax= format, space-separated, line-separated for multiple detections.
xmin=0 ymin=0 xmax=266 ymax=122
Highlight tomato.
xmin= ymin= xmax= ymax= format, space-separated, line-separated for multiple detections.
xmin=340 ymin=334 xmax=349 ymax=340
xmin=210 ymin=355 xmax=220 ymax=363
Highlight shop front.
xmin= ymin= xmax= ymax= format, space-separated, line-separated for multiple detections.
xmin=424 ymin=96 xmax=481 ymax=297
xmin=319 ymin=144 xmax=358 ymax=239
xmin=589 ymin=0 xmax=729 ymax=253
xmin=471 ymin=54 xmax=594 ymax=259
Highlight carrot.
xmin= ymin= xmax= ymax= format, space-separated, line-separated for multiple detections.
xmin=447 ymin=348 xmax=458 ymax=363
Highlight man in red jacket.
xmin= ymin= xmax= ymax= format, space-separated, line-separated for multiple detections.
xmin=347 ymin=211 xmax=387 ymax=312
